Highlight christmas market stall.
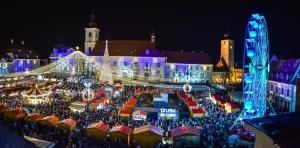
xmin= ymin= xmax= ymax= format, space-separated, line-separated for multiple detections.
xmin=56 ymin=118 xmax=77 ymax=131
xmin=170 ymin=126 xmax=200 ymax=146
xmin=4 ymin=108 xmax=26 ymax=122
xmin=109 ymin=125 xmax=132 ymax=145
xmin=86 ymin=122 xmax=110 ymax=141
xmin=24 ymin=113 xmax=42 ymax=123
xmin=132 ymin=124 xmax=164 ymax=148
xmin=37 ymin=115 xmax=59 ymax=126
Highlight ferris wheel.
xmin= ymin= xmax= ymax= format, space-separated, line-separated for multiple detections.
xmin=243 ymin=14 xmax=269 ymax=118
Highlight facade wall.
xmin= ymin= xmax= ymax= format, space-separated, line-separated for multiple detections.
xmin=165 ymin=63 xmax=212 ymax=83
xmin=93 ymin=56 xmax=166 ymax=82
xmin=267 ymin=80 xmax=296 ymax=112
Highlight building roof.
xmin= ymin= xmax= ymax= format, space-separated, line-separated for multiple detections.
xmin=90 ymin=40 xmax=162 ymax=57
xmin=133 ymin=124 xmax=164 ymax=136
xmin=170 ymin=126 xmax=199 ymax=138
xmin=243 ymin=112 xmax=300 ymax=147
xmin=110 ymin=125 xmax=132 ymax=135
xmin=1 ymin=41 xmax=39 ymax=60
xmin=214 ymin=56 xmax=230 ymax=72
xmin=164 ymin=50 xmax=212 ymax=64
xmin=269 ymin=59 xmax=300 ymax=84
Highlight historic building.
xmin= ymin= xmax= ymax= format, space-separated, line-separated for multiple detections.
xmin=85 ymin=13 xmax=213 ymax=83
xmin=0 ymin=39 xmax=40 ymax=74
xmin=49 ymin=40 xmax=74 ymax=63
xmin=267 ymin=58 xmax=300 ymax=113
xmin=212 ymin=34 xmax=242 ymax=84
xmin=164 ymin=50 xmax=213 ymax=84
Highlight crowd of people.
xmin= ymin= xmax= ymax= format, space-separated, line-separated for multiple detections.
xmin=0 ymin=83 xmax=241 ymax=148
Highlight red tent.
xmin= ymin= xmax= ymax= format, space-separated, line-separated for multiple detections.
xmin=24 ymin=113 xmax=42 ymax=122
xmin=37 ymin=115 xmax=59 ymax=126
xmin=110 ymin=125 xmax=132 ymax=144
xmin=88 ymin=122 xmax=109 ymax=132
xmin=191 ymin=108 xmax=205 ymax=114
xmin=87 ymin=122 xmax=110 ymax=140
xmin=56 ymin=118 xmax=77 ymax=131
xmin=186 ymin=100 xmax=198 ymax=107
xmin=132 ymin=125 xmax=164 ymax=148
xmin=170 ymin=126 xmax=200 ymax=138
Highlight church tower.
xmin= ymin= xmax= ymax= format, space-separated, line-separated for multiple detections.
xmin=84 ymin=11 xmax=100 ymax=55
xmin=220 ymin=34 xmax=234 ymax=70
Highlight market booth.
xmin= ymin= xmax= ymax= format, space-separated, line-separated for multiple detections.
xmin=56 ymin=118 xmax=77 ymax=131
xmin=24 ymin=113 xmax=42 ymax=123
xmin=4 ymin=108 xmax=26 ymax=122
xmin=109 ymin=125 xmax=132 ymax=145
xmin=170 ymin=126 xmax=200 ymax=146
xmin=132 ymin=124 xmax=164 ymax=148
xmin=225 ymin=103 xmax=240 ymax=113
xmin=37 ymin=115 xmax=59 ymax=126
xmin=86 ymin=122 xmax=110 ymax=141
xmin=190 ymin=108 xmax=206 ymax=118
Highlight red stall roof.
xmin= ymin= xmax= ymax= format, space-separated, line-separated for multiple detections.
xmin=171 ymin=126 xmax=200 ymax=138
xmin=38 ymin=115 xmax=59 ymax=124
xmin=133 ymin=124 xmax=164 ymax=136
xmin=186 ymin=100 xmax=198 ymax=107
xmin=87 ymin=122 xmax=110 ymax=133
xmin=192 ymin=108 xmax=206 ymax=114
xmin=57 ymin=118 xmax=77 ymax=129
xmin=110 ymin=125 xmax=132 ymax=135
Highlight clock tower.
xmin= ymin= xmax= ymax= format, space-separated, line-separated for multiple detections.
xmin=220 ymin=34 xmax=234 ymax=70
xmin=84 ymin=11 xmax=100 ymax=55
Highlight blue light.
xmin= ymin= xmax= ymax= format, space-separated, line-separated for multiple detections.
xmin=246 ymin=48 xmax=255 ymax=57
xmin=244 ymin=101 xmax=253 ymax=110
xmin=249 ymin=31 xmax=257 ymax=38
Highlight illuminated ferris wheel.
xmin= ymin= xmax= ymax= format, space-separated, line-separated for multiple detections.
xmin=243 ymin=14 xmax=269 ymax=118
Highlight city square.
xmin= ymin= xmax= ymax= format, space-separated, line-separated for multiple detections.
xmin=1 ymin=1 xmax=300 ymax=148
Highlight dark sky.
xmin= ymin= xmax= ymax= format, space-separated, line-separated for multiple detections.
xmin=0 ymin=1 xmax=299 ymax=65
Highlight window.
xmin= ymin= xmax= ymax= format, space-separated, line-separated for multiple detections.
xmin=157 ymin=63 xmax=160 ymax=68
xmin=88 ymin=32 xmax=92 ymax=37
xmin=287 ymin=89 xmax=290 ymax=97
xmin=124 ymin=61 xmax=128 ymax=67
xmin=113 ymin=61 xmax=117 ymax=66
xmin=206 ymin=66 xmax=210 ymax=71
xmin=282 ymin=87 xmax=284 ymax=95
xmin=145 ymin=62 xmax=149 ymax=68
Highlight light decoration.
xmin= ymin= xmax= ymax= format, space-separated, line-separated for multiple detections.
xmin=82 ymin=81 xmax=95 ymax=102
xmin=99 ymin=40 xmax=113 ymax=85
xmin=242 ymin=14 xmax=269 ymax=118
xmin=6 ymin=49 xmax=181 ymax=89
xmin=183 ymin=83 xmax=192 ymax=93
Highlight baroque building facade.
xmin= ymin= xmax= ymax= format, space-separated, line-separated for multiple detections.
xmin=85 ymin=13 xmax=213 ymax=84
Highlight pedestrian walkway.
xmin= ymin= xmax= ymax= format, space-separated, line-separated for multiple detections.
xmin=0 ymin=121 xmax=34 ymax=148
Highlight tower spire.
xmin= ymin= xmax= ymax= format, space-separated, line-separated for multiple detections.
xmin=88 ymin=9 xmax=97 ymax=27
xmin=150 ymin=28 xmax=155 ymax=43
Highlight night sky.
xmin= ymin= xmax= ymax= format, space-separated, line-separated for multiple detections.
xmin=0 ymin=1 xmax=299 ymax=65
